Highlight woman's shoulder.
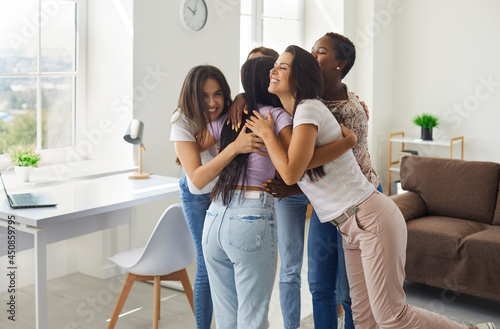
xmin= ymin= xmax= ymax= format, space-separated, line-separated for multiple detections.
xmin=300 ymin=98 xmax=325 ymax=107
xmin=170 ymin=109 xmax=182 ymax=124
xmin=257 ymin=104 xmax=290 ymax=117
xmin=297 ymin=98 xmax=329 ymax=114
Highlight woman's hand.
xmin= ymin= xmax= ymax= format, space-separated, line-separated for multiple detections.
xmin=263 ymin=178 xmax=302 ymax=199
xmin=341 ymin=124 xmax=357 ymax=149
xmin=228 ymin=93 xmax=247 ymax=131
xmin=355 ymin=95 xmax=369 ymax=121
xmin=232 ymin=125 xmax=267 ymax=156
xmin=245 ymin=110 xmax=275 ymax=139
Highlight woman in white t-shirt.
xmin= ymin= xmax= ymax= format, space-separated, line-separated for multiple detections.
xmin=245 ymin=45 xmax=493 ymax=329
xmin=170 ymin=65 xmax=266 ymax=329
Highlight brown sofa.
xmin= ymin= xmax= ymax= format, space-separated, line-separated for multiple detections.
xmin=390 ymin=156 xmax=500 ymax=301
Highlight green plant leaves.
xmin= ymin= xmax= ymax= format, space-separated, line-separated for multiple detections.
xmin=6 ymin=144 xmax=41 ymax=167
xmin=412 ymin=113 xmax=439 ymax=128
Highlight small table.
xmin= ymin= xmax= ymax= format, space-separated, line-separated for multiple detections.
xmin=0 ymin=173 xmax=180 ymax=329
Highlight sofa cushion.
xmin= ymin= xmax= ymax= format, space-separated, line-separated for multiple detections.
xmin=405 ymin=218 xmax=500 ymax=301
xmin=406 ymin=215 xmax=486 ymax=260
xmin=390 ymin=191 xmax=427 ymax=221
xmin=400 ymin=156 xmax=500 ymax=224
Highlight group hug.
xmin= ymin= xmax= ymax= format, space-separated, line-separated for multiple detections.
xmin=170 ymin=32 xmax=495 ymax=329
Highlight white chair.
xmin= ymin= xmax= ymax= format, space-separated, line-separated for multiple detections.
xmin=107 ymin=203 xmax=195 ymax=329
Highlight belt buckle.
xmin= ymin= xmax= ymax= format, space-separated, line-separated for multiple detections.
xmin=330 ymin=206 xmax=358 ymax=227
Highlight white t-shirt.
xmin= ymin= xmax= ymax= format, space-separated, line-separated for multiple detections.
xmin=170 ymin=110 xmax=218 ymax=195
xmin=293 ymin=99 xmax=375 ymax=222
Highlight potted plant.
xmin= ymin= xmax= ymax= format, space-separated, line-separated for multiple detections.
xmin=412 ymin=113 xmax=439 ymax=141
xmin=6 ymin=144 xmax=41 ymax=182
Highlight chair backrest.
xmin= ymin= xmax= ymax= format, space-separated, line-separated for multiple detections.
xmin=127 ymin=203 xmax=195 ymax=276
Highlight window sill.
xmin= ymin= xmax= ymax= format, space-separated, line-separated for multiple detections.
xmin=1 ymin=159 xmax=136 ymax=191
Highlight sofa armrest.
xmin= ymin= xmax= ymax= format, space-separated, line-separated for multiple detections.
xmin=390 ymin=191 xmax=427 ymax=222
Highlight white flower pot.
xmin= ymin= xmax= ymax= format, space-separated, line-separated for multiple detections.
xmin=15 ymin=166 xmax=31 ymax=183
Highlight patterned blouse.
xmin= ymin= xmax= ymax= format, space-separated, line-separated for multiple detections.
xmin=321 ymin=86 xmax=381 ymax=188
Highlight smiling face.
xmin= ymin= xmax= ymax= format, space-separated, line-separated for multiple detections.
xmin=202 ymin=77 xmax=225 ymax=122
xmin=268 ymin=52 xmax=293 ymax=98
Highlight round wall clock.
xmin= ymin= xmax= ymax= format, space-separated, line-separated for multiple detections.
xmin=179 ymin=0 xmax=208 ymax=32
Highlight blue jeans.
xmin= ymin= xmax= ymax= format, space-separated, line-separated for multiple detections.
xmin=202 ymin=191 xmax=277 ymax=329
xmin=276 ymin=194 xmax=354 ymax=329
xmin=179 ymin=173 xmax=213 ymax=329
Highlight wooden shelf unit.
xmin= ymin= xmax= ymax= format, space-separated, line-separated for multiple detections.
xmin=388 ymin=132 xmax=464 ymax=194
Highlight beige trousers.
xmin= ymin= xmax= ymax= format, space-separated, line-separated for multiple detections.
xmin=337 ymin=191 xmax=468 ymax=329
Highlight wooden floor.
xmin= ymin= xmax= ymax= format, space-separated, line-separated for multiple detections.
xmin=3 ymin=271 xmax=500 ymax=329
xmin=2 ymin=212 xmax=500 ymax=329
xmin=1 ymin=260 xmax=312 ymax=329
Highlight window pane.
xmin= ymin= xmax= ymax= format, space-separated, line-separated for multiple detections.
xmin=240 ymin=15 xmax=253 ymax=63
xmin=41 ymin=1 xmax=77 ymax=72
xmin=241 ymin=0 xmax=252 ymax=15
xmin=41 ymin=76 xmax=73 ymax=148
xmin=263 ymin=0 xmax=280 ymax=17
xmin=0 ymin=77 xmax=37 ymax=153
xmin=281 ymin=0 xmax=300 ymax=20
xmin=0 ymin=0 xmax=39 ymax=74
xmin=279 ymin=20 xmax=301 ymax=48
xmin=263 ymin=18 xmax=301 ymax=54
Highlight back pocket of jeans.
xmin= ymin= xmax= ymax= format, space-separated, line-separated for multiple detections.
xmin=228 ymin=214 xmax=266 ymax=252
xmin=202 ymin=211 xmax=217 ymax=246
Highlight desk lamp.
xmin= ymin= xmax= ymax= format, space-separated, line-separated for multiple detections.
xmin=124 ymin=119 xmax=150 ymax=179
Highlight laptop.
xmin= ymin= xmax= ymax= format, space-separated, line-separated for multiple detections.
xmin=0 ymin=172 xmax=57 ymax=209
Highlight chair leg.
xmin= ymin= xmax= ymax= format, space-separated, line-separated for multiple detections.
xmin=178 ymin=269 xmax=195 ymax=314
xmin=107 ymin=273 xmax=137 ymax=329
xmin=153 ymin=276 xmax=160 ymax=329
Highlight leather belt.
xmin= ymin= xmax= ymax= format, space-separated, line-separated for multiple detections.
xmin=329 ymin=206 xmax=358 ymax=227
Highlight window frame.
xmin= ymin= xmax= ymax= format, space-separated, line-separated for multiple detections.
xmin=0 ymin=0 xmax=86 ymax=167
xmin=240 ymin=0 xmax=304 ymax=69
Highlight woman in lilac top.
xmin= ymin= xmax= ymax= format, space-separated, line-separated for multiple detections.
xmin=201 ymin=56 xmax=292 ymax=329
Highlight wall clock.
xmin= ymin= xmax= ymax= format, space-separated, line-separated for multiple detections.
xmin=179 ymin=0 xmax=208 ymax=32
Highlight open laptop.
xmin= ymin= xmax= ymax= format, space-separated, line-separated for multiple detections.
xmin=0 ymin=172 xmax=57 ymax=209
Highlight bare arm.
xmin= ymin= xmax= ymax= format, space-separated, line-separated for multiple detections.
xmin=175 ymin=126 xmax=265 ymax=190
xmin=306 ymin=124 xmax=356 ymax=169
xmin=198 ymin=132 xmax=217 ymax=153
xmin=227 ymin=93 xmax=247 ymax=131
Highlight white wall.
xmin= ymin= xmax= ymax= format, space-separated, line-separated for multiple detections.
xmin=84 ymin=0 xmax=134 ymax=167
xmin=344 ymin=0 xmax=500 ymax=189
xmin=391 ymin=0 xmax=500 ymax=163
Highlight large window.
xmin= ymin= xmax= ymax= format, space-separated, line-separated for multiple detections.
xmin=240 ymin=0 xmax=304 ymax=68
xmin=0 ymin=0 xmax=84 ymax=155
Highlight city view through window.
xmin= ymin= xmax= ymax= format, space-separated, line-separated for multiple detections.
xmin=0 ymin=1 xmax=78 ymax=154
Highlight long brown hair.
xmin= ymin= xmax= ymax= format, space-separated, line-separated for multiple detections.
xmin=173 ymin=65 xmax=232 ymax=166
xmin=285 ymin=45 xmax=325 ymax=181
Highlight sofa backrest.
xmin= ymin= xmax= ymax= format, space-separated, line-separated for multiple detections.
xmin=400 ymin=156 xmax=500 ymax=224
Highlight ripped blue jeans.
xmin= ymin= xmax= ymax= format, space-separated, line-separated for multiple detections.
xmin=202 ymin=190 xmax=277 ymax=329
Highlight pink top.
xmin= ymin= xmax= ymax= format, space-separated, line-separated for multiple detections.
xmin=209 ymin=104 xmax=292 ymax=188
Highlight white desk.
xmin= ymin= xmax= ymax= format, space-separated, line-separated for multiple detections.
xmin=0 ymin=173 xmax=180 ymax=329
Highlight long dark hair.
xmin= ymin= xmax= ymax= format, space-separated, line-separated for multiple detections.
xmin=285 ymin=45 xmax=325 ymax=181
xmin=211 ymin=56 xmax=282 ymax=205
xmin=173 ymin=65 xmax=232 ymax=166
